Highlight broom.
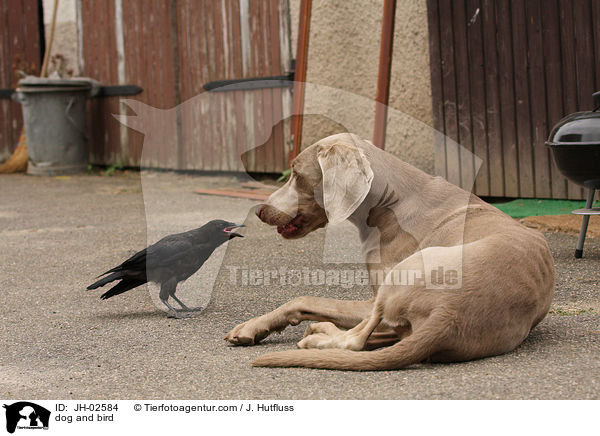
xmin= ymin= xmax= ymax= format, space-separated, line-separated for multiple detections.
xmin=0 ymin=0 xmax=59 ymax=173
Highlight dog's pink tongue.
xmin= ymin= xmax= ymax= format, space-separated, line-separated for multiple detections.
xmin=277 ymin=222 xmax=298 ymax=234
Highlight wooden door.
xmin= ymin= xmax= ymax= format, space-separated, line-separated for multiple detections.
xmin=427 ymin=0 xmax=600 ymax=199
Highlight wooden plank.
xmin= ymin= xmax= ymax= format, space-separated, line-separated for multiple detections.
xmin=219 ymin=0 xmax=236 ymax=172
xmin=511 ymin=0 xmax=535 ymax=197
xmin=426 ymin=0 xmax=447 ymax=180
xmin=101 ymin=0 xmax=112 ymax=163
xmin=255 ymin=0 xmax=269 ymax=173
xmin=466 ymin=0 xmax=488 ymax=195
xmin=177 ymin=0 xmax=194 ymax=170
xmin=570 ymin=0 xmax=595 ymax=199
xmin=573 ymin=0 xmax=596 ymax=112
xmin=249 ymin=0 xmax=266 ymax=173
xmin=593 ymin=0 xmax=600 ymax=92
xmin=148 ymin=0 xmax=162 ymax=167
xmin=165 ymin=0 xmax=180 ymax=168
xmin=481 ymin=0 xmax=504 ymax=196
xmin=260 ymin=0 xmax=275 ymax=173
xmin=230 ymin=0 xmax=247 ymax=171
xmin=124 ymin=0 xmax=144 ymax=164
xmin=83 ymin=0 xmax=101 ymax=163
xmin=452 ymin=0 xmax=475 ymax=192
xmin=7 ymin=0 xmax=25 ymax=148
xmin=495 ymin=0 xmax=519 ymax=197
xmin=0 ymin=0 xmax=13 ymax=159
xmin=269 ymin=0 xmax=285 ymax=172
xmin=22 ymin=0 xmax=40 ymax=76
xmin=101 ymin=1 xmax=113 ymax=164
xmin=438 ymin=0 xmax=461 ymax=187
xmin=558 ymin=0 xmax=584 ymax=199
xmin=541 ymin=0 xmax=568 ymax=199
xmin=148 ymin=0 xmax=161 ymax=166
xmin=201 ymin=0 xmax=216 ymax=170
xmin=526 ymin=0 xmax=551 ymax=198
xmin=195 ymin=188 xmax=271 ymax=201
xmin=105 ymin=0 xmax=121 ymax=165
xmin=211 ymin=0 xmax=227 ymax=171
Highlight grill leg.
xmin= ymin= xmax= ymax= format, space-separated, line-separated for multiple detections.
xmin=575 ymin=188 xmax=596 ymax=258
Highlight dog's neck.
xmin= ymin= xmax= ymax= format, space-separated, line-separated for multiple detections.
xmin=347 ymin=154 xmax=468 ymax=263
xmin=348 ymin=157 xmax=429 ymax=237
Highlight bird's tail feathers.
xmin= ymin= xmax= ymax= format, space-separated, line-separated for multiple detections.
xmin=86 ymin=271 xmax=124 ymax=290
xmin=94 ymin=264 xmax=123 ymax=278
xmin=100 ymin=278 xmax=146 ymax=300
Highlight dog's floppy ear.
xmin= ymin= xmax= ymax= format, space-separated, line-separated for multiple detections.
xmin=317 ymin=141 xmax=374 ymax=224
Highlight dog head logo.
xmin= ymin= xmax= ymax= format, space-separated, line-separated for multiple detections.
xmin=3 ymin=402 xmax=50 ymax=434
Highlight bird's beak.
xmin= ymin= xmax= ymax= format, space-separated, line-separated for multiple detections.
xmin=224 ymin=223 xmax=245 ymax=238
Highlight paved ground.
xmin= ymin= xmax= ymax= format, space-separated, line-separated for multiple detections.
xmin=1 ymin=171 xmax=599 ymax=399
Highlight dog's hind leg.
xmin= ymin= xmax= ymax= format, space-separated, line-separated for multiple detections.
xmin=298 ymin=305 xmax=384 ymax=351
xmin=253 ymin=312 xmax=448 ymax=370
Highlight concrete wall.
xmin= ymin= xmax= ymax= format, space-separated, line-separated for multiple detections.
xmin=289 ymin=0 xmax=434 ymax=173
xmin=42 ymin=0 xmax=79 ymax=76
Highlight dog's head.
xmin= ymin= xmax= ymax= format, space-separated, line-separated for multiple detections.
xmin=256 ymin=134 xmax=374 ymax=238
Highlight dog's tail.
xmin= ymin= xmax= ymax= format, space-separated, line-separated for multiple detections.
xmin=252 ymin=332 xmax=440 ymax=371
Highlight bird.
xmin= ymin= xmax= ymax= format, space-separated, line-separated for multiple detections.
xmin=87 ymin=219 xmax=244 ymax=318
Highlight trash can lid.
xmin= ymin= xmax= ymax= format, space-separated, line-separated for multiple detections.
xmin=16 ymin=76 xmax=101 ymax=96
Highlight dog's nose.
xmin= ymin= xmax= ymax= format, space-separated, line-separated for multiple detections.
xmin=256 ymin=204 xmax=265 ymax=221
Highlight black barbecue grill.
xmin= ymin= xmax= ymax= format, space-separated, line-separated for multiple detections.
xmin=546 ymin=92 xmax=600 ymax=258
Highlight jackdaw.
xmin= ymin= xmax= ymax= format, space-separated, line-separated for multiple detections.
xmin=87 ymin=219 xmax=244 ymax=318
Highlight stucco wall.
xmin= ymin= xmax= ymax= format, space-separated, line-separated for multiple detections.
xmin=289 ymin=0 xmax=434 ymax=173
xmin=42 ymin=0 xmax=79 ymax=76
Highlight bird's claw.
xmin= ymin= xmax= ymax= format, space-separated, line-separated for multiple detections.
xmin=184 ymin=306 xmax=204 ymax=312
xmin=167 ymin=310 xmax=195 ymax=319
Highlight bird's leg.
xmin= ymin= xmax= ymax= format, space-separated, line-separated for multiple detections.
xmin=159 ymin=297 xmax=184 ymax=318
xmin=160 ymin=281 xmax=193 ymax=318
xmin=161 ymin=298 xmax=194 ymax=318
xmin=170 ymin=294 xmax=191 ymax=311
xmin=170 ymin=292 xmax=203 ymax=312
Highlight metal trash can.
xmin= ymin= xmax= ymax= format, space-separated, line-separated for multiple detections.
xmin=12 ymin=77 xmax=95 ymax=176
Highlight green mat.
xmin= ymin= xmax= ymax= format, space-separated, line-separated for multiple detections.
xmin=491 ymin=198 xmax=598 ymax=219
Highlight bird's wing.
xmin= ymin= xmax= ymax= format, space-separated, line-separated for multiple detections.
xmin=114 ymin=247 xmax=147 ymax=271
xmin=145 ymin=237 xmax=198 ymax=269
xmin=108 ymin=233 xmax=193 ymax=273
xmin=98 ymin=229 xmax=221 ymax=277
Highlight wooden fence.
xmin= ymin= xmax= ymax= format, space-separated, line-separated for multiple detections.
xmin=79 ymin=0 xmax=292 ymax=173
xmin=427 ymin=0 xmax=600 ymax=200
xmin=0 ymin=0 xmax=42 ymax=162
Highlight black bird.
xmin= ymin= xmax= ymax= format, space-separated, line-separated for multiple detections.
xmin=87 ymin=220 xmax=244 ymax=318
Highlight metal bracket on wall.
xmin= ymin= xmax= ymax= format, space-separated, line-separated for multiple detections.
xmin=203 ymin=72 xmax=294 ymax=92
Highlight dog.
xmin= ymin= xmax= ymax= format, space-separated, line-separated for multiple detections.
xmin=225 ymin=133 xmax=555 ymax=370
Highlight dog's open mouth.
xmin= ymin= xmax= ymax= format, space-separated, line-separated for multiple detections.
xmin=277 ymin=214 xmax=305 ymax=238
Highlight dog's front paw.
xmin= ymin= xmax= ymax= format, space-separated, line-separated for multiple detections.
xmin=225 ymin=317 xmax=271 ymax=346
